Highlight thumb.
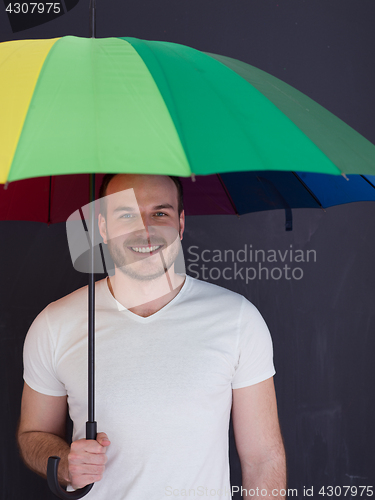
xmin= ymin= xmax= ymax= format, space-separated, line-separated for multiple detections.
xmin=96 ymin=432 xmax=111 ymax=446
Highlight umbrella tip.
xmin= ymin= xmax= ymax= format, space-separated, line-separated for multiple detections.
xmin=4 ymin=182 xmax=9 ymax=190
xmin=341 ymin=172 xmax=349 ymax=181
xmin=190 ymin=173 xmax=196 ymax=183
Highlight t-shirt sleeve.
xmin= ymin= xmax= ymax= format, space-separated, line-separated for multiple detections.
xmin=231 ymin=297 xmax=276 ymax=389
xmin=23 ymin=307 xmax=67 ymax=397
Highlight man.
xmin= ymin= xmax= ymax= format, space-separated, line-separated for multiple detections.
xmin=17 ymin=174 xmax=286 ymax=499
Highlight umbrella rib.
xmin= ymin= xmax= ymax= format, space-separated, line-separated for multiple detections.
xmin=99 ymin=243 xmax=108 ymax=275
xmin=79 ymin=207 xmax=89 ymax=235
xmin=360 ymin=174 xmax=375 ymax=190
xmin=48 ymin=176 xmax=52 ymax=224
xmin=291 ymin=171 xmax=324 ymax=208
xmin=216 ymin=174 xmax=240 ymax=217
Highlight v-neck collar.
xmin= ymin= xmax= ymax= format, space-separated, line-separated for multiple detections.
xmin=101 ymin=274 xmax=189 ymax=323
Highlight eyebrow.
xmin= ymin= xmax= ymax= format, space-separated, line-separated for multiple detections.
xmin=113 ymin=206 xmax=137 ymax=213
xmin=112 ymin=203 xmax=175 ymax=213
xmin=152 ymin=204 xmax=175 ymax=211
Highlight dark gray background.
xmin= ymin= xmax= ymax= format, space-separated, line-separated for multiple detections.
xmin=1 ymin=1 xmax=375 ymax=499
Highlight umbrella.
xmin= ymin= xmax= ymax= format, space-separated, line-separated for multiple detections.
xmin=2 ymin=172 xmax=375 ymax=231
xmin=2 ymin=40 xmax=375 ymax=184
xmin=2 ymin=12 xmax=375 ymax=498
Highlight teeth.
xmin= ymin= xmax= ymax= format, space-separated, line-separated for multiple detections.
xmin=131 ymin=245 xmax=161 ymax=253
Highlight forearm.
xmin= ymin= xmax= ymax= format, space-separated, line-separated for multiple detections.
xmin=241 ymin=451 xmax=286 ymax=499
xmin=17 ymin=431 xmax=70 ymax=486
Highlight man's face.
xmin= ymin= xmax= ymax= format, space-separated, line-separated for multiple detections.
xmin=98 ymin=174 xmax=185 ymax=281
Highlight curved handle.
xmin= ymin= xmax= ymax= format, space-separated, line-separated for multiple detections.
xmin=47 ymin=422 xmax=97 ymax=499
xmin=47 ymin=456 xmax=93 ymax=499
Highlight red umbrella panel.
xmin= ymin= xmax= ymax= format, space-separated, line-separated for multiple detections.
xmin=1 ymin=172 xmax=375 ymax=225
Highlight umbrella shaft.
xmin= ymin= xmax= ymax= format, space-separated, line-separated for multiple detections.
xmin=88 ymin=272 xmax=95 ymax=422
xmin=89 ymin=0 xmax=96 ymax=38
xmin=88 ymin=173 xmax=95 ymax=423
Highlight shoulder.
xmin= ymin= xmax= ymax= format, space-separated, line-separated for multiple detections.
xmin=185 ymin=275 xmax=268 ymax=326
xmin=43 ymin=278 xmax=107 ymax=321
xmin=185 ymin=274 xmax=248 ymax=310
xmin=46 ymin=283 xmax=87 ymax=314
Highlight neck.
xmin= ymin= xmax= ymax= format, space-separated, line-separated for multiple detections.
xmin=107 ymin=268 xmax=185 ymax=317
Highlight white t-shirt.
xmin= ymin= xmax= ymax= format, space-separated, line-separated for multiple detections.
xmin=23 ymin=275 xmax=275 ymax=500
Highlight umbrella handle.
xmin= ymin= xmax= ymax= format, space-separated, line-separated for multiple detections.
xmin=47 ymin=421 xmax=97 ymax=499
xmin=47 ymin=174 xmax=97 ymax=499
xmin=47 ymin=457 xmax=93 ymax=499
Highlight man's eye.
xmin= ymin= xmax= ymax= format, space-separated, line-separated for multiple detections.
xmin=120 ymin=212 xmax=166 ymax=218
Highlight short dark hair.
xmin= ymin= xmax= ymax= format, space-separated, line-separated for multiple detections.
xmin=98 ymin=174 xmax=184 ymax=217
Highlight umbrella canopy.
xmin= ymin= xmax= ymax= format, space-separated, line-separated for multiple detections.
xmin=1 ymin=171 xmax=375 ymax=223
xmin=2 ymin=36 xmax=375 ymax=187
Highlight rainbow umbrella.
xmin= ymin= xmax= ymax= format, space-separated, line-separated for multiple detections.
xmin=2 ymin=36 xmax=375 ymax=186
xmin=2 ymin=34 xmax=375 ymax=500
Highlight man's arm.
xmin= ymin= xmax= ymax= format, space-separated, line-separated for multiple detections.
xmin=232 ymin=377 xmax=286 ymax=499
xmin=17 ymin=382 xmax=110 ymax=489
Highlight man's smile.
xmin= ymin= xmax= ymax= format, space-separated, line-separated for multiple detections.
xmin=128 ymin=244 xmax=163 ymax=255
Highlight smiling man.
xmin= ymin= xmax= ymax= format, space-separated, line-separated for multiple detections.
xmin=17 ymin=174 xmax=286 ymax=500
xmin=98 ymin=174 xmax=186 ymax=316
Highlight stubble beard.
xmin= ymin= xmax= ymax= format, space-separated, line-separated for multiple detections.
xmin=106 ymin=227 xmax=181 ymax=282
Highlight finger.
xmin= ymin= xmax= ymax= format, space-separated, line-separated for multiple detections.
xmin=71 ymin=470 xmax=105 ymax=489
xmin=71 ymin=440 xmax=107 ymax=457
xmin=78 ymin=452 xmax=108 ymax=465
xmin=70 ymin=463 xmax=106 ymax=477
xmin=84 ymin=442 xmax=108 ymax=455
xmin=69 ymin=450 xmax=107 ymax=467
xmin=77 ymin=439 xmax=106 ymax=453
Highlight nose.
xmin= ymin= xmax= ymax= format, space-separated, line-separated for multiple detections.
xmin=139 ymin=212 xmax=156 ymax=242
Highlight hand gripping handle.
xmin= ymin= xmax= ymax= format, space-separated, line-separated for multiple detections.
xmin=47 ymin=421 xmax=97 ymax=499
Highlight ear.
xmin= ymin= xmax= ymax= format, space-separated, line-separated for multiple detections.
xmin=98 ymin=213 xmax=108 ymax=244
xmin=179 ymin=209 xmax=185 ymax=241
